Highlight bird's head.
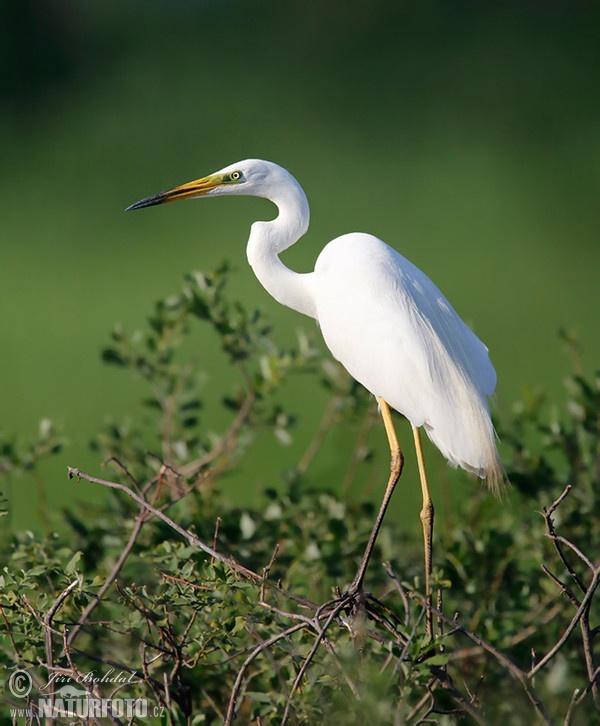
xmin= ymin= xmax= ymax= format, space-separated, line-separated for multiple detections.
xmin=126 ymin=159 xmax=296 ymax=211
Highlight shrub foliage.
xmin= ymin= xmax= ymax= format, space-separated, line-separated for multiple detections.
xmin=1 ymin=267 xmax=598 ymax=724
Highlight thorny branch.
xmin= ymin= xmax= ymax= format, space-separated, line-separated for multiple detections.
xmin=67 ymin=467 xmax=263 ymax=586
xmin=4 ymin=467 xmax=597 ymax=724
xmin=66 ymin=470 xmax=592 ymax=722
xmin=535 ymin=485 xmax=600 ymax=707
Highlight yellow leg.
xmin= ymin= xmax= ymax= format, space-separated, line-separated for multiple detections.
xmin=346 ymin=398 xmax=404 ymax=596
xmin=412 ymin=425 xmax=434 ymax=639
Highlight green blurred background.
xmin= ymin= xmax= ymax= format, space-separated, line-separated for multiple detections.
xmin=2 ymin=1 xmax=599 ymax=531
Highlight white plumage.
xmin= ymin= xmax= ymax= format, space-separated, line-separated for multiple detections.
xmin=128 ymin=158 xmax=504 ymax=490
xmin=314 ymin=233 xmax=500 ymax=484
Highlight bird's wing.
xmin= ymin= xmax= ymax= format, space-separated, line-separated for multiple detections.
xmin=314 ymin=233 xmax=497 ymax=427
xmin=396 ymin=254 xmax=497 ymax=398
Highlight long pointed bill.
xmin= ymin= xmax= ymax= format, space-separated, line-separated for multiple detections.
xmin=126 ymin=174 xmax=225 ymax=211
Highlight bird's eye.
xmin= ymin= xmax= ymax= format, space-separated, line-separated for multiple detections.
xmin=229 ymin=171 xmax=242 ymax=181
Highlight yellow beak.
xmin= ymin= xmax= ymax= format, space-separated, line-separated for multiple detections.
xmin=126 ymin=174 xmax=224 ymax=211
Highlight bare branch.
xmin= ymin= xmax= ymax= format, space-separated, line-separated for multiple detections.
xmin=404 ymin=590 xmax=553 ymax=725
xmin=225 ymin=622 xmax=308 ymax=725
xmin=67 ymin=504 xmax=147 ymax=649
xmin=529 ymin=566 xmax=600 ymax=678
xmin=280 ymin=597 xmax=351 ymax=724
xmin=383 ymin=561 xmax=411 ymax=625
xmin=68 ymin=466 xmax=262 ymax=584
xmin=430 ymin=665 xmax=487 ymax=725
xmin=541 ymin=565 xmax=580 ymax=608
xmin=541 ymin=485 xmax=587 ymax=594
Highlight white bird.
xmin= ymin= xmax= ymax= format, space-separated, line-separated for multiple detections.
xmin=127 ymin=159 xmax=504 ymax=632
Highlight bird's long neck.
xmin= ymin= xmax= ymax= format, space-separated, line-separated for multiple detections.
xmin=246 ymin=182 xmax=317 ymax=319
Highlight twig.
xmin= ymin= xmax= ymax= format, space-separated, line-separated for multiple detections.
xmin=179 ymin=381 xmax=255 ymax=477
xmin=258 ymin=597 xmax=363 ymax=702
xmin=542 ymin=485 xmax=586 ymax=593
xmin=68 ymin=467 xmax=262 ymax=584
xmin=383 ymin=561 xmax=411 ymax=625
xmin=404 ymin=590 xmax=554 ymax=725
xmin=225 ymin=622 xmax=308 ymax=725
xmin=541 ymin=565 xmax=580 ymax=608
xmin=258 ymin=600 xmax=317 ymax=629
xmin=161 ymin=573 xmax=212 ymax=591
xmin=564 ymin=687 xmax=581 ymax=726
xmin=430 ymin=665 xmax=486 ymax=725
xmin=212 ymin=516 xmax=222 ymax=559
xmin=540 ymin=483 xmax=600 ymax=707
xmin=580 ymin=611 xmax=599 ymax=708
xmin=281 ymin=598 xmax=349 ymax=724
xmin=363 ymin=594 xmax=409 ymax=646
xmin=68 ymin=465 xmax=324 ymax=617
xmin=404 ymin=681 xmax=437 ymax=723
xmin=67 ymin=504 xmax=147 ymax=649
xmin=31 ymin=579 xmax=81 ymax=724
xmin=532 ymin=569 xmax=600 ymax=686
xmin=0 ymin=605 xmax=20 ymax=660
xmin=104 ymin=455 xmax=143 ymax=495
xmin=260 ymin=544 xmax=280 ymax=601
xmin=549 ymin=533 xmax=596 ymax=572
xmin=387 ymin=598 xmax=426 ymax=683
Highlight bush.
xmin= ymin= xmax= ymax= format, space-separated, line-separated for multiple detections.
xmin=1 ymin=268 xmax=598 ymax=724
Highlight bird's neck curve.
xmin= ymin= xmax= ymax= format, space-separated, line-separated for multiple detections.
xmin=246 ymin=179 xmax=317 ymax=319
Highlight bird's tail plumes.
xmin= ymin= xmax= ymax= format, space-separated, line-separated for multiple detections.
xmin=421 ymin=341 xmax=506 ymax=494
xmin=424 ymin=395 xmax=505 ymax=495
xmin=479 ymin=436 xmax=506 ymax=496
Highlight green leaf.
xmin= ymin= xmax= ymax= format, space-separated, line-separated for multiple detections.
xmin=65 ymin=551 xmax=83 ymax=576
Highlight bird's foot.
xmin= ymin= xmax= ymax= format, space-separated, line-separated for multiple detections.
xmin=342 ymin=577 xmax=361 ymax=600
xmin=340 ymin=578 xmax=369 ymax=617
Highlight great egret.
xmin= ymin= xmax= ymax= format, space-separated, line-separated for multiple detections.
xmin=127 ymin=159 xmax=504 ymax=632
